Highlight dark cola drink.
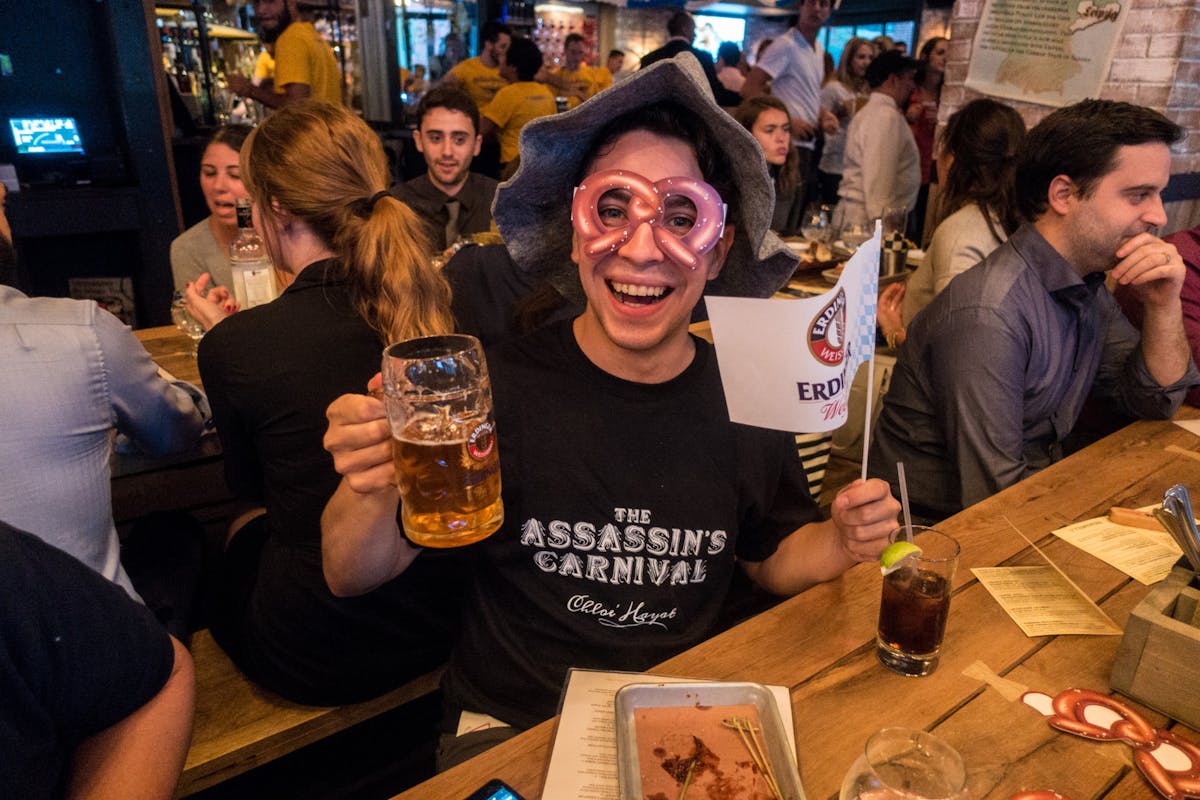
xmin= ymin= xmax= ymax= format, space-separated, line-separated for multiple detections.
xmin=876 ymin=565 xmax=951 ymax=677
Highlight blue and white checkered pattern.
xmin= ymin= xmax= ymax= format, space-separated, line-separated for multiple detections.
xmin=844 ymin=239 xmax=880 ymax=379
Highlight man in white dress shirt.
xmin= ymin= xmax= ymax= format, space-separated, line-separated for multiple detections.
xmin=837 ymin=50 xmax=920 ymax=226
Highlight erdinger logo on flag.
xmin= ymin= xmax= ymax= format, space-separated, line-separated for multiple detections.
xmin=808 ymin=288 xmax=846 ymax=367
xmin=704 ymin=227 xmax=881 ymax=434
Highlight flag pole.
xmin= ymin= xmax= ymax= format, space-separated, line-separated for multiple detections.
xmin=859 ymin=347 xmax=876 ymax=483
xmin=859 ymin=220 xmax=883 ymax=483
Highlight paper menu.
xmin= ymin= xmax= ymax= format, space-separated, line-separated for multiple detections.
xmin=1174 ymin=419 xmax=1200 ymax=438
xmin=1051 ymin=514 xmax=1182 ymax=585
xmin=541 ymin=669 xmax=795 ymax=800
xmin=971 ymin=566 xmax=1122 ymax=637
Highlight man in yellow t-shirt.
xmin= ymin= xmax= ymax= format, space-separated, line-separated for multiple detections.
xmin=228 ymin=0 xmax=341 ymax=108
xmin=546 ymin=33 xmax=596 ymax=109
xmin=253 ymin=47 xmax=275 ymax=86
xmin=591 ymin=49 xmax=624 ymax=93
xmin=445 ymin=21 xmax=512 ymax=110
xmin=480 ymin=37 xmax=556 ymax=176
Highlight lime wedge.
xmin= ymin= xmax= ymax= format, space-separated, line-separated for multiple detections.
xmin=880 ymin=540 xmax=923 ymax=575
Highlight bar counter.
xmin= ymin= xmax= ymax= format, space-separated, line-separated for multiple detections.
xmin=392 ymin=413 xmax=1200 ymax=800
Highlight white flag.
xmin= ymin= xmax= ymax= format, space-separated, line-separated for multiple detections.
xmin=707 ymin=231 xmax=881 ymax=432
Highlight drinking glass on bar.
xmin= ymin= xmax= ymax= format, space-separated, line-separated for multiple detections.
xmin=876 ymin=526 xmax=958 ymax=677
xmin=381 ymin=334 xmax=503 ymax=548
xmin=799 ymin=202 xmax=831 ymax=243
xmin=837 ymin=204 xmax=872 ymax=253
xmin=170 ymin=290 xmax=206 ymax=357
xmin=839 ymin=727 xmax=966 ymax=800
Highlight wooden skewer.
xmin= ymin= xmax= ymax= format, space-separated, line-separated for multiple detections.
xmin=723 ymin=717 xmax=785 ymax=800
xmin=676 ymin=758 xmax=696 ymax=800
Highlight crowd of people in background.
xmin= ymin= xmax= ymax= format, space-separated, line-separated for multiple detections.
xmin=374 ymin=1 xmax=956 ymax=248
xmin=5 ymin=0 xmax=1200 ymax=796
xmin=380 ymin=0 xmax=948 ymax=244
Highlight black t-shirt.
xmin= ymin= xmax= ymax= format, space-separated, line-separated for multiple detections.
xmin=443 ymin=319 xmax=820 ymax=728
xmin=444 ymin=244 xmax=583 ymax=350
xmin=0 ymin=521 xmax=173 ymax=800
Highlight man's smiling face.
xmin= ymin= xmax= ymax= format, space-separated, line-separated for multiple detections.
xmin=571 ymin=130 xmax=732 ymax=375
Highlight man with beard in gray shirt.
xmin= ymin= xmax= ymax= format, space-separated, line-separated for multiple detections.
xmin=870 ymin=99 xmax=1196 ymax=521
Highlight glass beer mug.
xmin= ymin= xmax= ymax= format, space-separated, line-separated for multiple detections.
xmin=381 ymin=334 xmax=503 ymax=547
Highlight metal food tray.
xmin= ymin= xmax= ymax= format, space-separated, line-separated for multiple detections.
xmin=614 ymin=681 xmax=806 ymax=800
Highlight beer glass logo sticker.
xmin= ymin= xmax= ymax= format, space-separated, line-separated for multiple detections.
xmin=468 ymin=421 xmax=495 ymax=461
xmin=808 ymin=288 xmax=846 ymax=366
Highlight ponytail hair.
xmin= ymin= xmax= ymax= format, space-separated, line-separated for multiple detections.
xmin=241 ymin=100 xmax=453 ymax=343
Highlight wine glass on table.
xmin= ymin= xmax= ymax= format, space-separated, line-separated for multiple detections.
xmin=840 ymin=727 xmax=966 ymax=800
xmin=800 ymin=203 xmax=831 ymax=243
xmin=839 ymin=220 xmax=872 ymax=252
xmin=171 ymin=291 xmax=206 ymax=358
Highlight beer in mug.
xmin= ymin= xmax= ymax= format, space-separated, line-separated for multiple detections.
xmin=382 ymin=335 xmax=503 ymax=547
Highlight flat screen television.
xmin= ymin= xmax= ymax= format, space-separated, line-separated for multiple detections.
xmin=9 ymin=117 xmax=85 ymax=155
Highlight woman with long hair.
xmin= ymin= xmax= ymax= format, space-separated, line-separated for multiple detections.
xmin=877 ymin=98 xmax=1026 ymax=348
xmin=197 ymin=100 xmax=459 ymax=705
xmin=170 ymin=124 xmax=252 ymax=313
xmin=817 ymin=37 xmax=874 ymax=205
xmin=906 ymin=36 xmax=948 ymax=241
xmin=734 ymin=95 xmax=802 ymax=234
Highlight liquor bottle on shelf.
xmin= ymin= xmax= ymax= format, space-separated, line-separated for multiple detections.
xmin=229 ymin=198 xmax=278 ymax=309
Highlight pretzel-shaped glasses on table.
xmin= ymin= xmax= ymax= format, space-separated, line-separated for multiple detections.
xmin=570 ymin=169 xmax=727 ymax=270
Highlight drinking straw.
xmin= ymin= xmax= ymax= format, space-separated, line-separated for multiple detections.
xmin=897 ymin=461 xmax=913 ymax=542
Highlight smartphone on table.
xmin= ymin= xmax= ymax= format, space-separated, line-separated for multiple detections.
xmin=463 ymin=778 xmax=526 ymax=800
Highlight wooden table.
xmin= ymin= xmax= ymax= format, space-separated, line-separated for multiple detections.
xmin=111 ymin=326 xmax=229 ymax=526
xmin=136 ymin=324 xmax=203 ymax=389
xmin=392 ymin=416 xmax=1200 ymax=800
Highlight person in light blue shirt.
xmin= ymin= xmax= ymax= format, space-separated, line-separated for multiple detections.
xmin=0 ymin=276 xmax=205 ymax=598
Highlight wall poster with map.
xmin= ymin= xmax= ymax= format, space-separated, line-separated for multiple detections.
xmin=965 ymin=0 xmax=1128 ymax=107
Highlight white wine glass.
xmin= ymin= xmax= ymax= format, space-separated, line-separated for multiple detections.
xmin=800 ymin=203 xmax=831 ymax=243
xmin=171 ymin=291 xmax=206 ymax=358
xmin=840 ymin=728 xmax=966 ymax=800
xmin=839 ymin=220 xmax=872 ymax=252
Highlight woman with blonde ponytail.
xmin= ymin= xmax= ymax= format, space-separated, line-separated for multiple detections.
xmin=197 ymin=100 xmax=460 ymax=705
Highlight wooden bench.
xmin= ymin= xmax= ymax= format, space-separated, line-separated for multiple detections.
xmin=177 ymin=629 xmax=443 ymax=797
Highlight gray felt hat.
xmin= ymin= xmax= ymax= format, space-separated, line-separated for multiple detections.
xmin=492 ymin=52 xmax=798 ymax=305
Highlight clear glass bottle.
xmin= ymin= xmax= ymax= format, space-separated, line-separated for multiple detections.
xmin=228 ymin=198 xmax=277 ymax=309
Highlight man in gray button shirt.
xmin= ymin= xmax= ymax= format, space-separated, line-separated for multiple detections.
xmin=869 ymin=99 xmax=1197 ymax=521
